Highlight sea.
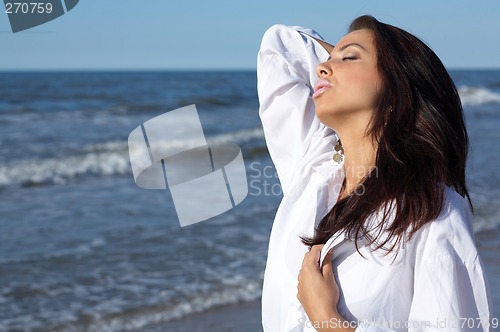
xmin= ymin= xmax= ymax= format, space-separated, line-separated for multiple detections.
xmin=0 ymin=70 xmax=499 ymax=331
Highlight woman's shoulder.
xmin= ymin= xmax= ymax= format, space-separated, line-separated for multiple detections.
xmin=414 ymin=186 xmax=477 ymax=261
xmin=432 ymin=187 xmax=474 ymax=235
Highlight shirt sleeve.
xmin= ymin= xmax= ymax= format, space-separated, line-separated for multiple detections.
xmin=356 ymin=194 xmax=493 ymax=332
xmin=257 ymin=24 xmax=330 ymax=195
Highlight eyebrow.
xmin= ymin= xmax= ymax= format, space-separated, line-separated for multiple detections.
xmin=327 ymin=42 xmax=367 ymax=60
xmin=338 ymin=42 xmax=366 ymax=52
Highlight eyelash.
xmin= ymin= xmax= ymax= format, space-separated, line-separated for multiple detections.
xmin=326 ymin=55 xmax=358 ymax=62
xmin=342 ymin=56 xmax=357 ymax=61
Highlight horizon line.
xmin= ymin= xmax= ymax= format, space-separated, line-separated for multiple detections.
xmin=1 ymin=67 xmax=499 ymax=73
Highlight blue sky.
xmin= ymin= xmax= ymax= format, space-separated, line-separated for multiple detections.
xmin=1 ymin=0 xmax=499 ymax=70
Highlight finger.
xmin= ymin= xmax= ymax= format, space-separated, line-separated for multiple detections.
xmin=311 ymin=244 xmax=325 ymax=253
xmin=321 ymin=248 xmax=334 ymax=276
xmin=301 ymin=244 xmax=322 ymax=268
xmin=306 ymin=244 xmax=324 ymax=263
xmin=322 ymin=247 xmax=334 ymax=264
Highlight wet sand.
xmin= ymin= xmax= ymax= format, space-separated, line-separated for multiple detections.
xmin=144 ymin=300 xmax=262 ymax=332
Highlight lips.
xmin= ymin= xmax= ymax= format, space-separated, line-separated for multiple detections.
xmin=313 ymin=79 xmax=332 ymax=98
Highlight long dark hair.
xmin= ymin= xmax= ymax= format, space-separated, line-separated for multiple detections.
xmin=301 ymin=15 xmax=472 ymax=253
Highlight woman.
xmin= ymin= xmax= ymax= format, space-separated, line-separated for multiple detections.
xmin=257 ymin=15 xmax=492 ymax=331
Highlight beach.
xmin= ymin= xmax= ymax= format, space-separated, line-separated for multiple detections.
xmin=0 ymin=70 xmax=499 ymax=331
xmin=147 ymin=300 xmax=262 ymax=332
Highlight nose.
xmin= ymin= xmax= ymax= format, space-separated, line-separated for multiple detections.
xmin=316 ymin=60 xmax=332 ymax=78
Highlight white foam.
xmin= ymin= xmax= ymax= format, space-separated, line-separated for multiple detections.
xmin=206 ymin=128 xmax=264 ymax=145
xmin=470 ymin=191 xmax=500 ymax=233
xmin=0 ymin=237 xmax=108 ymax=265
xmin=0 ymin=279 xmax=263 ymax=331
xmin=0 ymin=152 xmax=130 ymax=187
xmin=0 ymin=128 xmax=264 ymax=187
xmin=77 ymin=280 xmax=262 ymax=331
xmin=459 ymin=86 xmax=500 ymax=107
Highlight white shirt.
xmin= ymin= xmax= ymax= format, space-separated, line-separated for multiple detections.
xmin=257 ymin=24 xmax=493 ymax=332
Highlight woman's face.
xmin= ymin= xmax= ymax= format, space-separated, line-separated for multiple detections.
xmin=313 ymin=29 xmax=383 ymax=132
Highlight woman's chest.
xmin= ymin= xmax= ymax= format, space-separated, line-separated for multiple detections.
xmin=333 ymin=243 xmax=415 ymax=329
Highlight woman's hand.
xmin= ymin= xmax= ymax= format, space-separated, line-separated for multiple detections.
xmin=297 ymin=244 xmax=339 ymax=325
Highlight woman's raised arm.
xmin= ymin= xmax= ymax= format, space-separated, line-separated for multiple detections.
xmin=257 ymin=24 xmax=331 ymax=194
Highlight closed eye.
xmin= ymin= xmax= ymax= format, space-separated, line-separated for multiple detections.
xmin=342 ymin=56 xmax=357 ymax=61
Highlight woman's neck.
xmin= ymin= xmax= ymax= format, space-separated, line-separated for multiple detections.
xmin=337 ymin=130 xmax=377 ymax=199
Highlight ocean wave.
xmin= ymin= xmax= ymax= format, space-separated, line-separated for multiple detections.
xmin=0 ymin=152 xmax=130 ymax=187
xmin=0 ymin=279 xmax=262 ymax=332
xmin=0 ymin=237 xmax=107 ymax=266
xmin=459 ymin=86 xmax=500 ymax=106
xmin=0 ymin=128 xmax=264 ymax=187
xmin=470 ymin=191 xmax=500 ymax=233
xmin=62 ymin=281 xmax=262 ymax=332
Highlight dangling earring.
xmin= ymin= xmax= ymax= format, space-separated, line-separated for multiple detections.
xmin=333 ymin=140 xmax=344 ymax=163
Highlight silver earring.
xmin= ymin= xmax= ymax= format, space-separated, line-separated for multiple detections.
xmin=333 ymin=141 xmax=344 ymax=163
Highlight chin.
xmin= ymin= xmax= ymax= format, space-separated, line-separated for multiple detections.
xmin=314 ymin=103 xmax=328 ymax=117
xmin=315 ymin=108 xmax=343 ymax=131
xmin=315 ymin=110 xmax=333 ymax=128
xmin=314 ymin=108 xmax=325 ymax=122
